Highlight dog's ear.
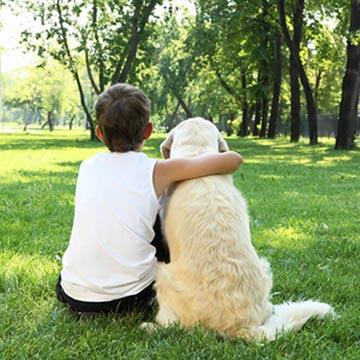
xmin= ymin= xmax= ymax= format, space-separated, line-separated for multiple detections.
xmin=218 ymin=135 xmax=229 ymax=152
xmin=160 ymin=131 xmax=174 ymax=159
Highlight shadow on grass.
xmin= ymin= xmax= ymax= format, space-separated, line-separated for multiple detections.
xmin=0 ymin=132 xmax=164 ymax=154
xmin=1 ymin=132 xmax=359 ymax=168
xmin=0 ymin=136 xmax=102 ymax=151
xmin=227 ymin=137 xmax=360 ymax=163
xmin=56 ymin=161 xmax=82 ymax=169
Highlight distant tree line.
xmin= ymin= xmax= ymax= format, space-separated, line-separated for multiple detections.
xmin=3 ymin=0 xmax=360 ymax=149
xmin=3 ymin=63 xmax=81 ymax=131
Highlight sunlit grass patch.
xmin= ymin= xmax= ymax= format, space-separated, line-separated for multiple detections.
xmin=261 ymin=225 xmax=311 ymax=249
xmin=0 ymin=251 xmax=58 ymax=282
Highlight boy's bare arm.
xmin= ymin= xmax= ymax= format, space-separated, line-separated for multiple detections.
xmin=153 ymin=151 xmax=243 ymax=197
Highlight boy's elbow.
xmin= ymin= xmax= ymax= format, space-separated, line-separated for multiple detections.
xmin=236 ymin=152 xmax=244 ymax=165
xmin=230 ymin=151 xmax=243 ymax=171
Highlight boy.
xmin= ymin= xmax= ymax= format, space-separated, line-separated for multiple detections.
xmin=56 ymin=83 xmax=243 ymax=315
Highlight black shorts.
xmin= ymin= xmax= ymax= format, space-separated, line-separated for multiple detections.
xmin=56 ymin=215 xmax=169 ymax=315
xmin=56 ymin=276 xmax=156 ymax=315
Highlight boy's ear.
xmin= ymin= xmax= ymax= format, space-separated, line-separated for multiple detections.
xmin=96 ymin=126 xmax=104 ymax=142
xmin=143 ymin=122 xmax=153 ymax=140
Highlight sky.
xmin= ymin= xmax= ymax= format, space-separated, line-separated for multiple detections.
xmin=0 ymin=1 xmax=196 ymax=74
xmin=0 ymin=8 xmax=36 ymax=73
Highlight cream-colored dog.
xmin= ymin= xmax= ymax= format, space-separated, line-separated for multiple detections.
xmin=152 ymin=117 xmax=333 ymax=341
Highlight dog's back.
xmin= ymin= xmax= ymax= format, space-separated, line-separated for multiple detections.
xmin=157 ymin=174 xmax=273 ymax=337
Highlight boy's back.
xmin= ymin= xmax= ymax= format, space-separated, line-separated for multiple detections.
xmin=61 ymin=151 xmax=160 ymax=302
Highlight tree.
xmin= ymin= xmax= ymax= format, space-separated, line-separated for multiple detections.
xmin=194 ymin=0 xmax=275 ymax=137
xmin=13 ymin=0 xmax=161 ymax=139
xmin=304 ymin=21 xmax=344 ymax=114
xmin=157 ymin=15 xmax=194 ymax=118
xmin=336 ymin=0 xmax=360 ymax=149
xmin=194 ymin=0 xmax=246 ymax=131
xmin=3 ymin=63 xmax=78 ymax=130
xmin=278 ymin=0 xmax=319 ymax=144
xmin=258 ymin=0 xmax=272 ymax=138
xmin=3 ymin=0 xmax=352 ymax=140
xmin=268 ymin=30 xmax=282 ymax=138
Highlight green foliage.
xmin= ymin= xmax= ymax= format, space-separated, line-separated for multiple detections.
xmin=4 ymin=0 xmax=162 ymax=138
xmin=14 ymin=0 xmax=162 ymax=90
xmin=0 ymin=131 xmax=359 ymax=358
xmin=304 ymin=20 xmax=345 ymax=113
xmin=1 ymin=0 xmax=357 ymax=141
xmin=194 ymin=0 xmax=278 ymax=102
xmin=3 ymin=62 xmax=79 ymax=126
xmin=158 ymin=15 xmax=194 ymax=101
xmin=349 ymin=29 xmax=360 ymax=46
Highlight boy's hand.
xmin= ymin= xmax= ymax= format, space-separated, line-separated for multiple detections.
xmin=153 ymin=151 xmax=243 ymax=197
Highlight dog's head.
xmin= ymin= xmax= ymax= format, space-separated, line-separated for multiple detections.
xmin=160 ymin=117 xmax=229 ymax=159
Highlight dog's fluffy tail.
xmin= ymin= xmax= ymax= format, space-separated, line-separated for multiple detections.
xmin=257 ymin=300 xmax=334 ymax=341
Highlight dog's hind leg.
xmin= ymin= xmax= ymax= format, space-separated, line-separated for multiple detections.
xmin=140 ymin=299 xmax=179 ymax=332
xmin=155 ymin=301 xmax=179 ymax=327
xmin=154 ymin=263 xmax=181 ymax=327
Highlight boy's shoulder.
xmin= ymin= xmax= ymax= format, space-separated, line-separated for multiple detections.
xmin=80 ymin=152 xmax=103 ymax=168
xmin=80 ymin=151 xmax=155 ymax=169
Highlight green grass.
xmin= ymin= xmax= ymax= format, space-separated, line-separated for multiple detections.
xmin=0 ymin=129 xmax=359 ymax=359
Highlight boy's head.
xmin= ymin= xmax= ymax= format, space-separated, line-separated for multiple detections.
xmin=95 ymin=83 xmax=151 ymax=152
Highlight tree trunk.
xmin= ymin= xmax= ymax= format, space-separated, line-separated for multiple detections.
xmin=260 ymin=98 xmax=269 ymax=137
xmin=259 ymin=0 xmax=270 ymax=138
xmin=225 ymin=119 xmax=233 ymax=136
xmin=68 ymin=114 xmax=76 ymax=130
xmin=281 ymin=0 xmax=302 ymax=142
xmin=268 ymin=31 xmax=282 ymax=138
xmin=314 ymin=69 xmax=323 ymax=104
xmin=239 ymin=68 xmax=249 ymax=136
xmin=48 ymin=111 xmax=54 ymax=132
xmin=165 ymin=101 xmax=180 ymax=131
xmin=23 ymin=107 xmax=30 ymax=131
xmin=298 ymin=58 xmax=318 ymax=144
xmin=92 ymin=0 xmax=105 ymax=92
xmin=56 ymin=0 xmax=96 ymax=140
xmin=174 ymin=93 xmax=193 ymax=118
xmin=213 ymin=66 xmax=243 ymax=105
xmin=74 ymin=71 xmax=96 ymax=139
xmin=278 ymin=0 xmax=318 ymax=145
xmin=85 ymin=48 xmax=100 ymax=95
xmin=114 ymin=0 xmax=158 ymax=84
xmin=247 ymin=105 xmax=255 ymax=131
xmin=117 ymin=5 xmax=140 ymax=83
xmin=336 ymin=0 xmax=360 ymax=149
xmin=289 ymin=52 xmax=301 ymax=142
xmin=253 ymin=100 xmax=261 ymax=136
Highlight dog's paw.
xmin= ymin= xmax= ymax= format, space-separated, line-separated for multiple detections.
xmin=140 ymin=321 xmax=159 ymax=332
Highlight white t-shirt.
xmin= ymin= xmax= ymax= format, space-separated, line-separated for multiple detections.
xmin=60 ymin=151 xmax=160 ymax=302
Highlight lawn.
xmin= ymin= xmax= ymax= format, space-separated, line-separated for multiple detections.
xmin=0 ymin=129 xmax=359 ymax=359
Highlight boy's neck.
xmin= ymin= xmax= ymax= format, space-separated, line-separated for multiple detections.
xmin=109 ymin=144 xmax=143 ymax=153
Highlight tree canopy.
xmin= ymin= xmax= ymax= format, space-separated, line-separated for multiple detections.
xmin=1 ymin=0 xmax=359 ymax=148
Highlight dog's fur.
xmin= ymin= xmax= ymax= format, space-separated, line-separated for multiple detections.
xmin=152 ymin=117 xmax=333 ymax=341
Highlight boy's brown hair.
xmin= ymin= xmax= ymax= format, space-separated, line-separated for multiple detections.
xmin=95 ymin=83 xmax=151 ymax=152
